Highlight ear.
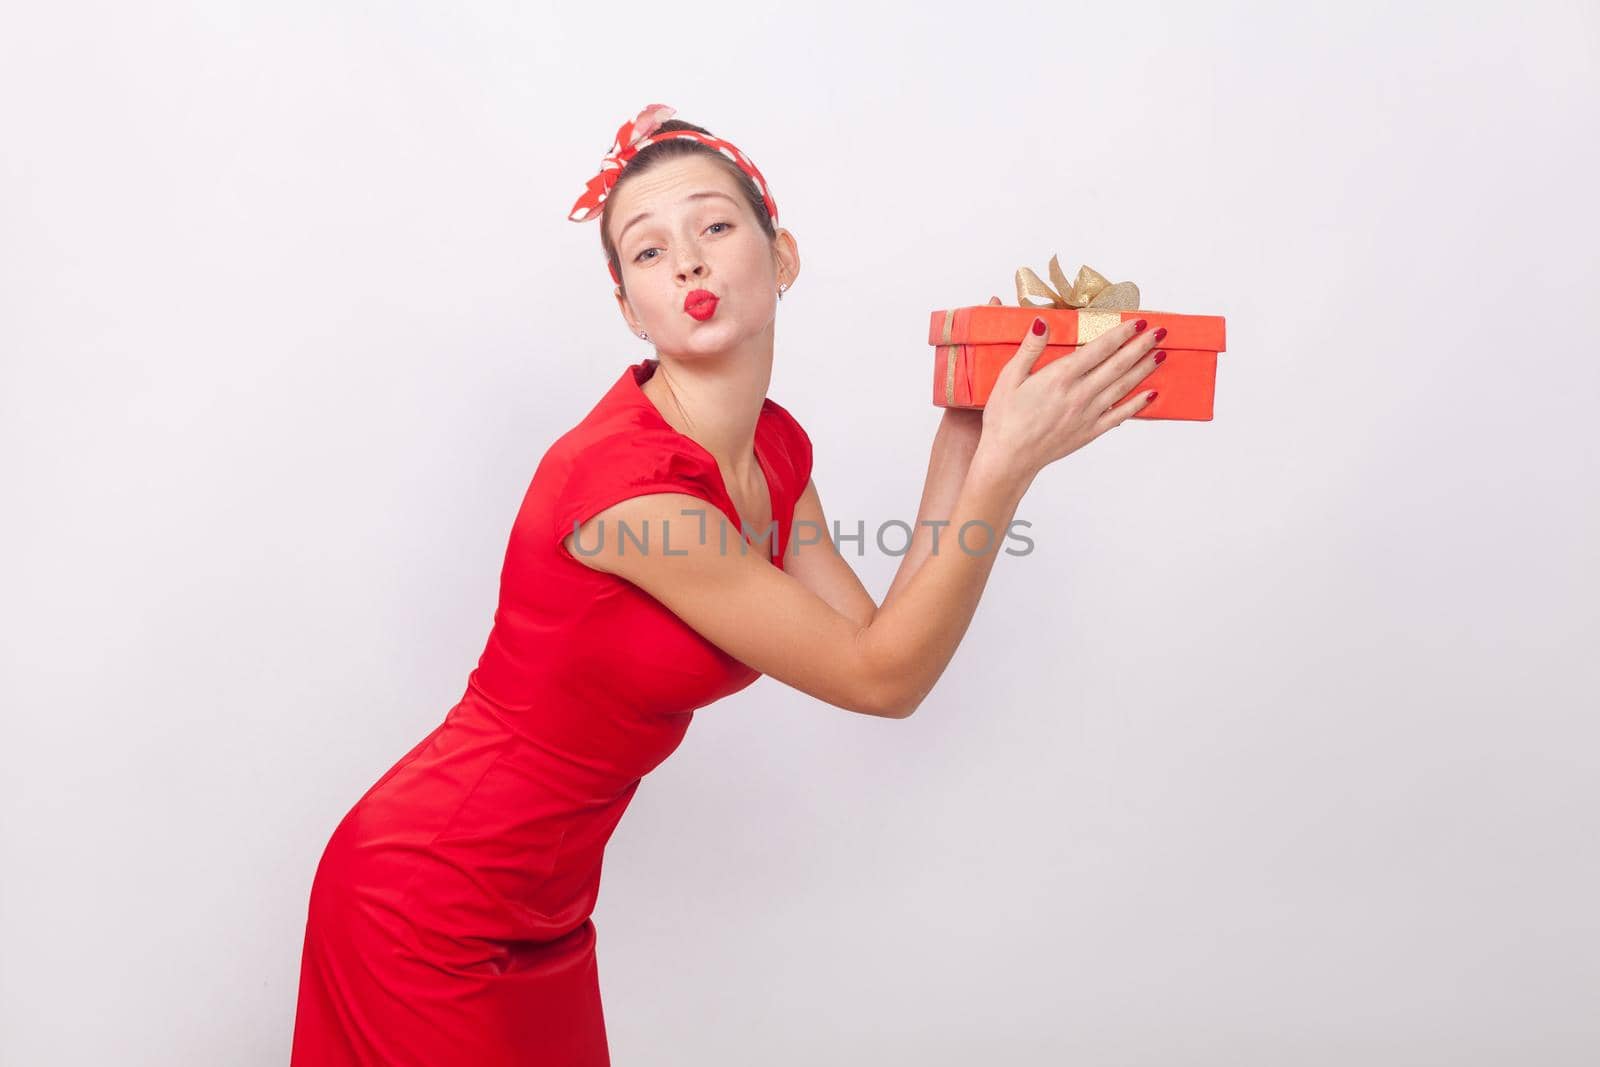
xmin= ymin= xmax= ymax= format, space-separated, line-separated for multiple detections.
xmin=613 ymin=285 xmax=639 ymax=333
xmin=772 ymin=227 xmax=801 ymax=289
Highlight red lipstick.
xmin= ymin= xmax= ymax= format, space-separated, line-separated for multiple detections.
xmin=683 ymin=289 xmax=718 ymax=321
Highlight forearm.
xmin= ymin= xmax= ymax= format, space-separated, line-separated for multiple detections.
xmin=857 ymin=442 xmax=1032 ymax=717
xmin=879 ymin=417 xmax=982 ymax=611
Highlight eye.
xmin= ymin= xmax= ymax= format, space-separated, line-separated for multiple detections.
xmin=633 ymin=222 xmax=734 ymax=263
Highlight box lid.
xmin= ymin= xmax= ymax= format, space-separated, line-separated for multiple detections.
xmin=930 ymin=305 xmax=1226 ymax=350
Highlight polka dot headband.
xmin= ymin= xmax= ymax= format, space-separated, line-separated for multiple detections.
xmin=567 ymin=103 xmax=780 ymax=285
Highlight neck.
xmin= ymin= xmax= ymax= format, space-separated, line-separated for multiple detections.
xmin=641 ymin=341 xmax=773 ymax=468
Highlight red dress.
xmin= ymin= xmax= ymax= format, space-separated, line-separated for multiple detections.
xmin=291 ymin=357 xmax=812 ymax=1065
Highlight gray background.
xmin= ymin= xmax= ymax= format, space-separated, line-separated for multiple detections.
xmin=3 ymin=1 xmax=1596 ymax=1064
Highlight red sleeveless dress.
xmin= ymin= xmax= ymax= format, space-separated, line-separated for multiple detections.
xmin=291 ymin=357 xmax=812 ymax=1066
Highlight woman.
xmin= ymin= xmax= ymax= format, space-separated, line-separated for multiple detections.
xmin=290 ymin=102 xmax=1165 ymax=1065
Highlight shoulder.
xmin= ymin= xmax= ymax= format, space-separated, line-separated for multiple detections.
xmin=545 ymin=392 xmax=697 ymax=482
xmin=761 ymin=395 xmax=813 ymax=485
xmin=548 ymin=421 xmax=723 ymax=551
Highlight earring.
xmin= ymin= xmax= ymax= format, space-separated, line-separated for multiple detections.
xmin=638 ymin=330 xmax=649 ymax=340
xmin=777 ymin=283 xmax=787 ymax=300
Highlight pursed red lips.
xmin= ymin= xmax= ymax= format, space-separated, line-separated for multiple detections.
xmin=683 ymin=289 xmax=719 ymax=319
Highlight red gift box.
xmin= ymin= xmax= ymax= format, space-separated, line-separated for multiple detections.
xmin=928 ymin=259 xmax=1227 ymax=421
xmin=932 ymin=341 xmax=1220 ymax=419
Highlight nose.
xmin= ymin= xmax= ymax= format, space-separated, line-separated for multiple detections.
xmin=674 ymin=244 xmax=708 ymax=282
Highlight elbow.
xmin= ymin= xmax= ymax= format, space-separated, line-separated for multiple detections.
xmin=882 ymin=696 xmax=922 ymax=720
xmin=859 ymin=686 xmax=916 ymax=719
xmin=883 ymin=687 xmax=927 ymax=719
xmin=851 ymin=672 xmax=905 ymax=719
xmin=851 ymin=623 xmax=922 ymax=720
xmin=869 ymin=674 xmax=923 ymax=719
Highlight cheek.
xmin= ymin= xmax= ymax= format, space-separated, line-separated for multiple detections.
xmin=728 ymin=236 xmax=774 ymax=282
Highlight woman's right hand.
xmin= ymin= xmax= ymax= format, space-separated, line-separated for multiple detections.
xmin=976 ymin=312 xmax=1166 ymax=480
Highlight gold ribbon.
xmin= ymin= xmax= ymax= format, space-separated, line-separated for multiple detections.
xmin=1015 ymin=255 xmax=1142 ymax=352
xmin=1015 ymin=255 xmax=1140 ymax=313
xmin=940 ymin=258 xmax=1143 ymax=404
xmin=938 ymin=258 xmax=1145 ymax=405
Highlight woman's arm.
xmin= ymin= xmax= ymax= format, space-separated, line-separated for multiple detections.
xmin=876 ymin=408 xmax=984 ymax=617
xmin=785 ymin=296 xmax=1002 ymax=627
xmin=851 ymin=434 xmax=1030 ymax=716
xmin=567 ymin=435 xmax=1030 ymax=721
xmin=569 ymin=308 xmax=1156 ymax=720
xmin=782 ymin=408 xmax=982 ymax=631
xmin=878 ymin=295 xmax=1004 ymax=615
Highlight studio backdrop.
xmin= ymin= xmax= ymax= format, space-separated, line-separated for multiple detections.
xmin=2 ymin=2 xmax=1596 ymax=1064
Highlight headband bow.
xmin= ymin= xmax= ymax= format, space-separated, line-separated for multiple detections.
xmin=567 ymin=103 xmax=780 ymax=284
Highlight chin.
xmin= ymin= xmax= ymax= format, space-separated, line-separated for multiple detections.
xmin=679 ymin=319 xmax=747 ymax=350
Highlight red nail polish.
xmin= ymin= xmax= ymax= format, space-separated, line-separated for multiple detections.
xmin=1031 ymin=316 xmax=1046 ymax=335
xmin=1152 ymin=326 xmax=1167 ymax=342
xmin=1133 ymin=319 xmax=1147 ymax=332
xmin=1153 ymin=350 xmax=1166 ymax=365
xmin=1146 ymin=390 xmax=1158 ymax=402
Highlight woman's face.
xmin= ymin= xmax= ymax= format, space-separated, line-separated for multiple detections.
xmin=607 ymin=153 xmax=795 ymax=358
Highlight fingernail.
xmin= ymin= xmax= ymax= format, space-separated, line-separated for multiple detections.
xmin=1153 ymin=350 xmax=1166 ymax=365
xmin=1146 ymin=390 xmax=1158 ymax=402
xmin=1031 ymin=317 xmax=1046 ymax=336
xmin=1133 ymin=319 xmax=1148 ymax=332
xmin=1152 ymin=326 xmax=1168 ymax=342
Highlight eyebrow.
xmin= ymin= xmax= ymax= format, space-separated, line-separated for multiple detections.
xmin=617 ymin=190 xmax=739 ymax=247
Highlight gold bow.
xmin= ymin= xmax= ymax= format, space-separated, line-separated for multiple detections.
xmin=1015 ymin=255 xmax=1140 ymax=311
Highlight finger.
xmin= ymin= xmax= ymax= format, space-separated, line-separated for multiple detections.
xmin=1082 ymin=327 xmax=1165 ymax=402
xmin=994 ymin=312 xmax=1052 ymax=393
xmin=1091 ymin=354 xmax=1162 ymax=420
xmin=1037 ymin=315 xmax=1151 ymax=389
xmin=1095 ymin=385 xmax=1159 ymax=432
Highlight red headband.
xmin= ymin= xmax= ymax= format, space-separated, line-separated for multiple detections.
xmin=567 ymin=103 xmax=781 ymax=285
